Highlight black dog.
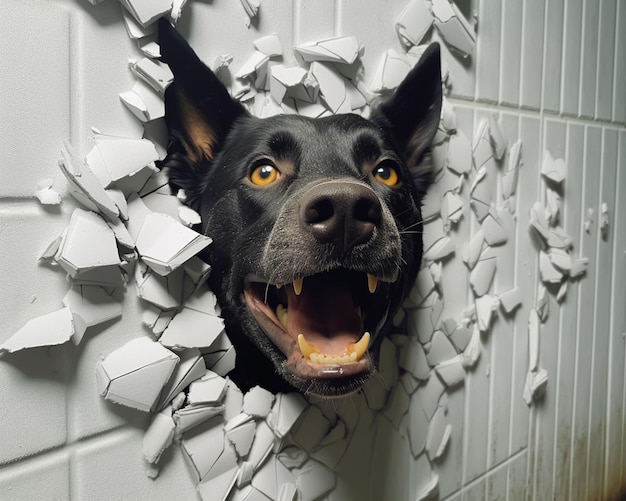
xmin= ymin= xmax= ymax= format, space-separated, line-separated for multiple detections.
xmin=158 ymin=20 xmax=442 ymax=397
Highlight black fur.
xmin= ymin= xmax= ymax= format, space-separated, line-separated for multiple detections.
xmin=158 ymin=19 xmax=442 ymax=397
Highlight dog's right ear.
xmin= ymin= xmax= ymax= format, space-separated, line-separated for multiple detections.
xmin=159 ymin=19 xmax=247 ymax=165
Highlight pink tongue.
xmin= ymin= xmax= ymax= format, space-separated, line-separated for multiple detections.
xmin=286 ymin=275 xmax=362 ymax=355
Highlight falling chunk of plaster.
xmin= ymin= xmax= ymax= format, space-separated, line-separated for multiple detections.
xmin=395 ymin=0 xmax=433 ymax=46
xmin=170 ymin=0 xmax=191 ymax=23
xmin=470 ymin=256 xmax=496 ymax=297
xmin=135 ymin=264 xmax=183 ymax=310
xmin=187 ymin=372 xmax=227 ymax=406
xmin=482 ymin=213 xmax=508 ymax=246
xmin=97 ymin=337 xmax=179 ymax=412
xmin=143 ymin=410 xmax=175 ymax=464
xmin=239 ymin=0 xmax=260 ymax=25
xmin=545 ymin=189 xmax=561 ymax=227
xmin=130 ymin=58 xmax=174 ymax=94
xmin=431 ymin=0 xmax=476 ymax=57
xmin=35 ymin=179 xmax=62 ymax=205
xmin=417 ymin=474 xmax=440 ymax=501
xmin=370 ymin=49 xmax=412 ymax=92
xmin=253 ymin=34 xmax=282 ymax=56
xmin=236 ymin=51 xmax=270 ymax=80
xmin=59 ymin=141 xmax=119 ymax=219
xmin=461 ymin=325 xmax=481 ymax=368
xmin=135 ymin=212 xmax=212 ymax=276
xmin=549 ymin=247 xmax=572 ymax=273
xmin=444 ymin=191 xmax=464 ymax=225
xmin=426 ymin=330 xmax=457 ymax=367
xmin=528 ymin=309 xmax=539 ymax=371
xmin=295 ymin=36 xmax=359 ymax=65
xmin=121 ymin=7 xmax=155 ymax=39
xmin=539 ymin=250 xmax=563 ymax=284
xmin=600 ymin=202 xmax=609 ymax=238
xmin=119 ymin=0 xmax=173 ymax=27
xmin=55 ymin=209 xmax=121 ymax=277
xmin=140 ymin=40 xmax=160 ymax=59
xmin=86 ymin=133 xmax=159 ymax=194
xmin=462 ymin=230 xmax=485 ymax=271
xmin=62 ymin=286 xmax=122 ymax=344
xmin=310 ymin=62 xmax=349 ymax=113
xmin=524 ymin=368 xmax=548 ymax=405
xmin=502 ymin=139 xmax=522 ymax=200
xmin=225 ymin=417 xmax=256 ymax=457
xmin=584 ymin=208 xmax=594 ymax=233
xmin=269 ymin=65 xmax=309 ymax=103
xmin=435 ymin=355 xmax=466 ymax=388
xmin=160 ymin=306 xmax=225 ymax=350
xmin=174 ymin=405 xmax=225 ymax=434
xmin=541 ymin=150 xmax=566 ymax=184
xmin=475 ymin=294 xmax=498 ymax=331
xmin=499 ymin=287 xmax=522 ymax=314
xmin=156 ymin=349 xmax=206 ymax=410
xmin=243 ymin=385 xmax=275 ymax=418
xmin=569 ymin=257 xmax=589 ymax=278
xmin=426 ymin=407 xmax=451 ymax=460
xmin=0 ymin=308 xmax=74 ymax=353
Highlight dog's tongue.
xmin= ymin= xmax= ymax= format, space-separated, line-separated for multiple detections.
xmin=286 ymin=274 xmax=361 ymax=355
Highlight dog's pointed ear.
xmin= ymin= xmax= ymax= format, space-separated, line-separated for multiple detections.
xmin=371 ymin=43 xmax=442 ymax=181
xmin=159 ymin=19 xmax=247 ymax=164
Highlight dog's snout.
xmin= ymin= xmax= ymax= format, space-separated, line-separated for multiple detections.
xmin=299 ymin=182 xmax=382 ymax=252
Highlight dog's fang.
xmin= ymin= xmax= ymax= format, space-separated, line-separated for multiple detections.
xmin=297 ymin=334 xmax=316 ymax=358
xmin=367 ymin=274 xmax=378 ymax=294
xmin=349 ymin=332 xmax=370 ymax=360
xmin=293 ymin=278 xmax=303 ymax=296
xmin=277 ymin=304 xmax=289 ymax=329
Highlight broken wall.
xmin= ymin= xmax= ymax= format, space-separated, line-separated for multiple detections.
xmin=1 ymin=0 xmax=625 ymax=500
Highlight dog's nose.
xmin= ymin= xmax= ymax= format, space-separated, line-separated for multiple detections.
xmin=299 ymin=181 xmax=382 ymax=252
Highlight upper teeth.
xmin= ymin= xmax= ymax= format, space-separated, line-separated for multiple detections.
xmin=293 ymin=278 xmax=303 ymax=295
xmin=367 ymin=274 xmax=378 ymax=293
xmin=288 ymin=274 xmax=378 ymax=296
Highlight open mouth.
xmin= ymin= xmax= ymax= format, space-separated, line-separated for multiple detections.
xmin=243 ymin=268 xmax=390 ymax=383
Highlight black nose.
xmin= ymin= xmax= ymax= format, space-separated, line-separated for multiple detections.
xmin=299 ymin=181 xmax=382 ymax=252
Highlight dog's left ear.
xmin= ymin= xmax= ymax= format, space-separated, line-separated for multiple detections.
xmin=370 ymin=44 xmax=442 ymax=188
xmin=159 ymin=19 xmax=247 ymax=165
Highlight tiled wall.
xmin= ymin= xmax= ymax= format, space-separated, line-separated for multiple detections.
xmin=0 ymin=0 xmax=624 ymax=500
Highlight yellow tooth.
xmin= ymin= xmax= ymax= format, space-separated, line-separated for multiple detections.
xmin=297 ymin=334 xmax=316 ymax=359
xmin=276 ymin=283 xmax=282 ymax=289
xmin=349 ymin=332 xmax=371 ymax=361
xmin=293 ymin=278 xmax=303 ymax=296
xmin=367 ymin=274 xmax=378 ymax=293
xmin=276 ymin=304 xmax=288 ymax=329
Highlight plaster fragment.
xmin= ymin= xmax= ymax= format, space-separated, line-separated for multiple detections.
xmin=119 ymin=0 xmax=172 ymax=27
xmin=96 ymin=337 xmax=179 ymax=412
xmin=246 ymin=420 xmax=275 ymax=471
xmin=174 ymin=405 xmax=225 ymax=434
xmin=294 ymin=36 xmax=359 ymax=64
xmin=242 ymin=385 xmax=275 ymax=418
xmin=435 ymin=355 xmax=466 ymax=388
xmin=408 ymin=393 xmax=429 ymax=457
xmin=143 ymin=409 xmax=175 ymax=464
xmin=292 ymin=405 xmax=331 ymax=450
xmin=135 ymin=263 xmax=183 ymax=311
xmin=239 ymin=0 xmax=260 ymax=25
xmin=462 ymin=230 xmax=485 ymax=270
xmin=461 ymin=325 xmax=481 ymax=368
xmin=528 ymin=309 xmax=539 ymax=371
xmin=470 ymin=166 xmax=492 ymax=222
xmin=295 ymin=459 xmax=336 ymax=501
xmin=545 ymin=188 xmax=561 ymax=227
xmin=310 ymin=62 xmax=350 ymax=113
xmin=569 ymin=257 xmax=589 ymax=278
xmin=481 ymin=212 xmax=508 ymax=246
xmin=601 ymin=202 xmax=610 ymax=238
xmin=59 ymin=141 xmax=119 ymax=219
xmin=443 ymin=191 xmax=464 ymax=225
xmin=187 ymin=371 xmax=227 ymax=406
xmin=55 ymin=209 xmax=120 ymax=277
xmin=470 ymin=256 xmax=496 ymax=297
xmin=197 ymin=466 xmax=239 ymax=501
xmin=35 ymin=178 xmax=62 ymax=205
xmin=502 ymin=139 xmax=522 ymax=199
xmin=426 ymin=406 xmax=451 ymax=460
xmin=236 ymin=51 xmax=269 ymax=80
xmin=120 ymin=80 xmax=165 ymax=122
xmin=489 ymin=114 xmax=506 ymax=160
xmin=431 ymin=0 xmax=476 ymax=57
xmin=417 ymin=473 xmax=439 ymax=501
xmin=0 ymin=307 xmax=74 ymax=354
xmin=226 ymin=419 xmax=256 ymax=458
xmin=159 ymin=304 xmax=225 ymax=350
xmin=156 ymin=348 xmax=206 ymax=410
xmin=135 ymin=212 xmax=212 ymax=276
xmin=417 ymin=372 xmax=445 ymax=420
xmin=426 ymin=330 xmax=457 ymax=367
xmin=395 ymin=0 xmax=432 ymax=46
xmin=499 ymin=287 xmax=522 ymax=314
xmin=370 ymin=50 xmax=412 ymax=92
xmin=541 ymin=150 xmax=566 ymax=184
xmin=475 ymin=294 xmax=498 ymax=331
xmin=253 ymin=33 xmax=282 ymax=56
xmin=62 ymin=285 xmax=122 ymax=344
xmin=130 ymin=57 xmax=174 ymax=94
xmin=539 ymin=250 xmax=563 ymax=284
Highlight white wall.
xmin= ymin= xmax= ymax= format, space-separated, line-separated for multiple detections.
xmin=0 ymin=0 xmax=625 ymax=500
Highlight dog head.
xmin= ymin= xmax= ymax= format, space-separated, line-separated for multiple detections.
xmin=158 ymin=20 xmax=442 ymax=397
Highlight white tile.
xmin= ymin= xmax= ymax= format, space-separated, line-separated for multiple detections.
xmin=475 ymin=0 xmax=501 ymax=103
xmin=0 ymin=453 xmax=70 ymax=500
xmin=499 ymin=0 xmax=523 ymax=106
xmin=579 ymin=0 xmax=600 ymax=118
xmin=520 ymin=0 xmax=545 ymax=110
xmin=560 ymin=0 xmax=584 ymax=116
xmin=542 ymin=0 xmax=564 ymax=113
xmin=595 ymin=0 xmax=617 ymax=121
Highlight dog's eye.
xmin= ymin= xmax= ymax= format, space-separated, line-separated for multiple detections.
xmin=373 ymin=163 xmax=400 ymax=187
xmin=250 ymin=164 xmax=280 ymax=186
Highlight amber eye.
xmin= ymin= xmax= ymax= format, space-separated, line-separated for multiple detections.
xmin=373 ymin=163 xmax=400 ymax=187
xmin=250 ymin=164 xmax=280 ymax=186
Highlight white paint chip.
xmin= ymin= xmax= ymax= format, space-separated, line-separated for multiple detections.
xmin=143 ymin=409 xmax=175 ymax=465
xmin=499 ymin=287 xmax=522 ymax=314
xmin=470 ymin=256 xmax=496 ymax=297
xmin=502 ymin=139 xmax=522 ymax=200
xmin=119 ymin=0 xmax=173 ymax=27
xmin=96 ymin=337 xmax=179 ymax=412
xmin=0 ymin=307 xmax=74 ymax=353
xmin=435 ymin=355 xmax=466 ymax=388
xmin=242 ymin=385 xmax=275 ymax=418
xmin=35 ymin=178 xmax=62 ymax=205
xmin=130 ymin=58 xmax=174 ymax=95
xmin=187 ymin=371 xmax=227 ymax=406
xmin=62 ymin=285 xmax=122 ymax=344
xmin=266 ymin=393 xmax=308 ymax=438
xmin=174 ymin=405 xmax=225 ymax=434
xmin=370 ymin=49 xmax=412 ymax=92
xmin=310 ymin=62 xmax=350 ymax=113
xmin=159 ymin=305 xmax=225 ymax=350
xmin=426 ymin=406 xmax=451 ymax=460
